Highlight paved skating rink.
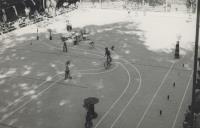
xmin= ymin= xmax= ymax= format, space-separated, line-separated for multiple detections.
xmin=0 ymin=7 xmax=196 ymax=128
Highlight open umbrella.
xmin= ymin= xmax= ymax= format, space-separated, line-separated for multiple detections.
xmin=84 ymin=97 xmax=99 ymax=119
xmin=84 ymin=97 xmax=99 ymax=105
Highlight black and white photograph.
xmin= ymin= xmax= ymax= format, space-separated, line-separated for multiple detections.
xmin=0 ymin=0 xmax=199 ymax=128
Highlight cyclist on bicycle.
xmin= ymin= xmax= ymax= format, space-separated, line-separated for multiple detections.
xmin=89 ymin=40 xmax=94 ymax=48
xmin=105 ymin=47 xmax=112 ymax=64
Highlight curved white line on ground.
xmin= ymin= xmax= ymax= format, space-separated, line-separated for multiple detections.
xmin=110 ymin=59 xmax=142 ymax=128
xmin=70 ymin=47 xmax=104 ymax=57
xmin=43 ymin=42 xmax=119 ymax=77
xmin=0 ymin=76 xmax=63 ymax=122
xmin=43 ymin=41 xmax=119 ymax=76
xmin=135 ymin=62 xmax=175 ymax=128
xmin=0 ymin=66 xmax=108 ymax=113
xmin=94 ymin=62 xmax=131 ymax=128
xmin=79 ymin=43 xmax=104 ymax=53
xmin=43 ymin=41 xmax=104 ymax=58
xmin=81 ymin=63 xmax=119 ymax=75
xmin=75 ymin=68 xmax=105 ymax=72
xmin=0 ymin=73 xmax=62 ymax=113
xmin=0 ymin=52 xmax=118 ymax=123
xmin=0 ymin=63 xmax=119 ymax=122
xmin=90 ymin=43 xmax=143 ymax=128
xmin=171 ymin=72 xmax=193 ymax=128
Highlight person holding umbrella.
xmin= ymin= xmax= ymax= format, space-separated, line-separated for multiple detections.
xmin=83 ymin=97 xmax=99 ymax=128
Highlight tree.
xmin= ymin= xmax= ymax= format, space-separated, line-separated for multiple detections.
xmin=186 ymin=0 xmax=196 ymax=13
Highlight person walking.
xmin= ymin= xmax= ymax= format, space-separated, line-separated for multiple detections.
xmin=65 ymin=61 xmax=71 ymax=80
xmin=105 ymin=47 xmax=112 ymax=64
xmin=85 ymin=111 xmax=93 ymax=128
xmin=63 ymin=41 xmax=67 ymax=52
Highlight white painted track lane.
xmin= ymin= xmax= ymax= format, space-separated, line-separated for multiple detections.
xmin=171 ymin=72 xmax=193 ymax=128
xmin=44 ymin=41 xmax=142 ymax=128
xmin=0 ymin=42 xmax=120 ymax=123
xmin=0 ymin=62 xmax=120 ymax=123
xmin=135 ymin=62 xmax=175 ymax=128
xmin=94 ymin=62 xmax=132 ymax=128
xmin=110 ymin=58 xmax=142 ymax=128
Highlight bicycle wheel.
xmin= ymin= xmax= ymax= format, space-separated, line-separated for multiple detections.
xmin=104 ymin=61 xmax=108 ymax=69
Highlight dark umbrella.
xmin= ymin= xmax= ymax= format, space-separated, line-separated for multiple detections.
xmin=83 ymin=97 xmax=99 ymax=119
xmin=84 ymin=97 xmax=99 ymax=105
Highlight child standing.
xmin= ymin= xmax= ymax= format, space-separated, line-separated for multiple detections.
xmin=65 ymin=60 xmax=71 ymax=80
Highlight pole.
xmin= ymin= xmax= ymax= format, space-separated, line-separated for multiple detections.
xmin=37 ymin=28 xmax=39 ymax=40
xmin=191 ymin=0 xmax=200 ymax=127
xmin=43 ymin=0 xmax=46 ymax=9
xmin=13 ymin=6 xmax=18 ymax=16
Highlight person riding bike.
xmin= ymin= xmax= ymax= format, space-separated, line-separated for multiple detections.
xmin=105 ymin=47 xmax=112 ymax=65
xmin=89 ymin=40 xmax=94 ymax=48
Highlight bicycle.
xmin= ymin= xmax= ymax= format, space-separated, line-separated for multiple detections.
xmin=104 ymin=57 xmax=112 ymax=69
xmin=89 ymin=41 xmax=95 ymax=49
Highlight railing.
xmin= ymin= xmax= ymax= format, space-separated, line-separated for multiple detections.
xmin=0 ymin=5 xmax=78 ymax=36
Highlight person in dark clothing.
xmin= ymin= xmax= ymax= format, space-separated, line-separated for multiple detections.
xmin=105 ymin=47 xmax=112 ymax=64
xmin=73 ymin=36 xmax=78 ymax=45
xmin=63 ymin=41 xmax=67 ymax=52
xmin=160 ymin=110 xmax=162 ymax=116
xmin=111 ymin=45 xmax=115 ymax=51
xmin=65 ymin=61 xmax=71 ymax=80
xmin=167 ymin=95 xmax=170 ymax=100
xmin=175 ymin=41 xmax=180 ymax=59
xmin=173 ymin=82 xmax=175 ymax=87
xmin=89 ymin=41 xmax=94 ymax=48
xmin=85 ymin=111 xmax=93 ymax=128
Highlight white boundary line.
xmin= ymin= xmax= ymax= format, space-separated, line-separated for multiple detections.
xmin=42 ymin=39 xmax=143 ymax=128
xmin=110 ymin=59 xmax=142 ymax=128
xmin=82 ymin=63 xmax=119 ymax=75
xmin=45 ymin=40 xmax=139 ymax=128
xmin=43 ymin=41 xmax=104 ymax=58
xmin=0 ymin=73 xmax=62 ymax=113
xmin=47 ymin=40 xmax=142 ymax=127
xmin=0 ymin=44 xmax=120 ymax=122
xmin=0 ymin=76 xmax=63 ymax=122
xmin=0 ymin=63 xmax=120 ymax=122
xmin=94 ymin=62 xmax=131 ymax=128
xmin=136 ymin=62 xmax=175 ymax=128
xmin=0 ymin=66 xmax=109 ymax=113
xmin=171 ymin=71 xmax=193 ymax=128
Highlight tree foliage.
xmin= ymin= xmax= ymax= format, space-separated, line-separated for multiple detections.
xmin=186 ymin=0 xmax=196 ymax=12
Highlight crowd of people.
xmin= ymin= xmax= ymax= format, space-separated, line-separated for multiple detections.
xmin=62 ymin=21 xmax=114 ymax=82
